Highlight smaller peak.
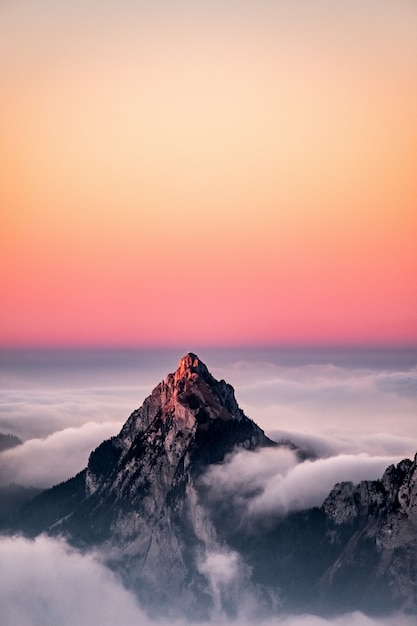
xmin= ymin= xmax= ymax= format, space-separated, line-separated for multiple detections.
xmin=174 ymin=353 xmax=209 ymax=382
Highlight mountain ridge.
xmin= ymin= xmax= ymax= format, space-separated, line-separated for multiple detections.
xmin=6 ymin=353 xmax=278 ymax=617
xmin=2 ymin=353 xmax=416 ymax=619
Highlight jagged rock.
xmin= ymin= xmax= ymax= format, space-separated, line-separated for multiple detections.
xmin=320 ymin=455 xmax=417 ymax=613
xmin=11 ymin=353 xmax=275 ymax=619
xmin=3 ymin=353 xmax=417 ymax=619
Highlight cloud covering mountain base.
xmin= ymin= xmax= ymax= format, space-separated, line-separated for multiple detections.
xmin=201 ymin=447 xmax=402 ymax=516
xmin=1 ymin=347 xmax=416 ymax=489
xmin=1 ymin=348 xmax=416 ymax=624
xmin=0 ymin=535 xmax=414 ymax=626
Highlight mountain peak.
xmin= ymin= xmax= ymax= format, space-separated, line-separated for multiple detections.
xmin=117 ymin=352 xmax=273 ymax=456
xmin=174 ymin=352 xmax=209 ymax=383
xmin=13 ymin=352 xmax=274 ymax=615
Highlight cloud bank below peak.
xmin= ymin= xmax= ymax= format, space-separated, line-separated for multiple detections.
xmin=0 ymin=421 xmax=121 ymax=488
xmin=201 ymin=447 xmax=404 ymax=517
xmin=0 ymin=535 xmax=414 ymax=626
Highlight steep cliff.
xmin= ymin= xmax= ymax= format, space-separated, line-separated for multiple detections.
xmin=320 ymin=455 xmax=417 ymax=613
xmin=15 ymin=353 xmax=275 ymax=618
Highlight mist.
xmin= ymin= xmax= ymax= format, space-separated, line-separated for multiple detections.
xmin=0 ymin=535 xmax=414 ymax=626
xmin=218 ymin=358 xmax=417 ymax=457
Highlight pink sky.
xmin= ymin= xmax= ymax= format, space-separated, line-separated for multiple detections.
xmin=1 ymin=1 xmax=416 ymax=347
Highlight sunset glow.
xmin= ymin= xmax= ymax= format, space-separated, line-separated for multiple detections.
xmin=1 ymin=0 xmax=416 ymax=346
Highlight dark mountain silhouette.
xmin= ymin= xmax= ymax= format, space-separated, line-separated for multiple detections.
xmin=0 ymin=433 xmax=22 ymax=453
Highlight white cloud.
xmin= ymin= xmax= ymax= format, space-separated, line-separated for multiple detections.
xmin=201 ymin=448 xmax=402 ymax=516
xmin=0 ymin=534 xmax=414 ymax=626
xmin=0 ymin=386 xmax=136 ymax=440
xmin=201 ymin=448 xmax=297 ymax=510
xmin=0 ymin=347 xmax=175 ymax=442
xmin=0 ymin=535 xmax=149 ymax=626
xmin=216 ymin=359 xmax=417 ymax=454
xmin=248 ymin=453 xmax=401 ymax=517
xmin=0 ymin=421 xmax=120 ymax=488
xmin=199 ymin=550 xmax=239 ymax=587
xmin=198 ymin=549 xmax=243 ymax=616
xmin=267 ymin=429 xmax=416 ymax=459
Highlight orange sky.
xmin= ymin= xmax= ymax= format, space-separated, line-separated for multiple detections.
xmin=1 ymin=0 xmax=416 ymax=347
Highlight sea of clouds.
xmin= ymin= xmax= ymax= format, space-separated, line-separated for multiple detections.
xmin=0 ymin=535 xmax=415 ymax=626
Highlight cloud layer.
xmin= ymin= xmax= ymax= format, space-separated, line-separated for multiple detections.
xmin=201 ymin=447 xmax=402 ymax=516
xmin=0 ymin=421 xmax=120 ymax=487
xmin=0 ymin=535 xmax=146 ymax=626
xmin=215 ymin=358 xmax=417 ymax=458
xmin=0 ymin=386 xmax=136 ymax=441
xmin=0 ymin=535 xmax=414 ymax=626
xmin=1 ymin=348 xmax=415 ymax=491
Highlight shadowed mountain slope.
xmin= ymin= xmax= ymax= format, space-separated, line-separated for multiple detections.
xmin=5 ymin=353 xmax=417 ymax=619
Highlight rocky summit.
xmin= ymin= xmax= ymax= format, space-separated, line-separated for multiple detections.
xmin=5 ymin=353 xmax=417 ymax=620
xmin=12 ymin=353 xmax=275 ymax=618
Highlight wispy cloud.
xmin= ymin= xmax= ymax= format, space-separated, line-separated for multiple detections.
xmin=0 ymin=347 xmax=172 ymax=440
xmin=216 ymin=360 xmax=417 ymax=457
xmin=0 ymin=386 xmax=137 ymax=440
xmin=267 ymin=430 xmax=415 ymax=459
xmin=201 ymin=448 xmax=402 ymax=517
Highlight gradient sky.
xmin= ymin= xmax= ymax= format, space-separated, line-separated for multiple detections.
xmin=1 ymin=0 xmax=416 ymax=347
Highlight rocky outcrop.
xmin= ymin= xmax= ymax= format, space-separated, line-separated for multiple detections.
xmin=13 ymin=353 xmax=275 ymax=618
xmin=323 ymin=457 xmax=416 ymax=525
xmin=320 ymin=455 xmax=417 ymax=613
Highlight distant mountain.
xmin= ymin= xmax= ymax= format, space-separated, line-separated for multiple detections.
xmin=0 ymin=433 xmax=41 ymax=525
xmin=0 ymin=484 xmax=43 ymax=526
xmin=3 ymin=353 xmax=416 ymax=619
xmin=0 ymin=433 xmax=22 ymax=453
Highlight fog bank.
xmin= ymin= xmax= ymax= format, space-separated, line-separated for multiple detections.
xmin=0 ymin=535 xmax=414 ymax=626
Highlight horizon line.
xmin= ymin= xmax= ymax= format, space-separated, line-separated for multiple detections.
xmin=1 ymin=342 xmax=417 ymax=352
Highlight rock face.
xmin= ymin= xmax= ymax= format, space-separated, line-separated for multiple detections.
xmin=16 ymin=353 xmax=275 ymax=618
xmin=7 ymin=353 xmax=417 ymax=619
xmin=214 ymin=455 xmax=417 ymax=617
xmin=320 ymin=455 xmax=417 ymax=613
